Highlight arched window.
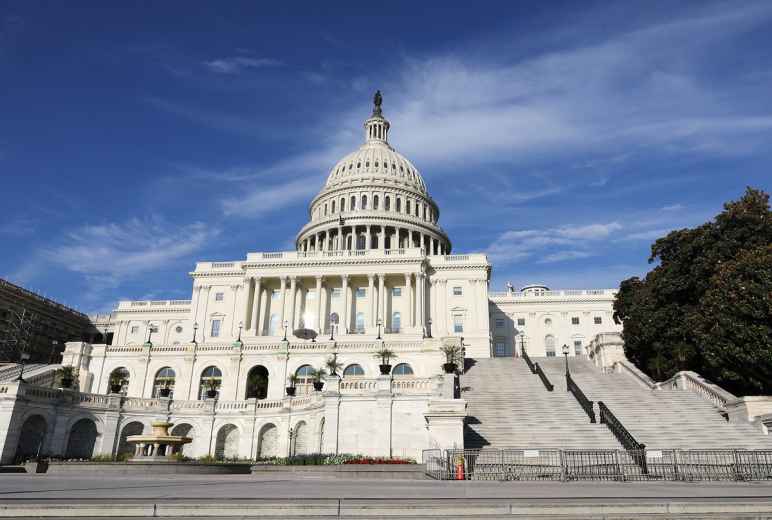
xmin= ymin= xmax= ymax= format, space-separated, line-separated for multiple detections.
xmin=415 ymin=203 xmax=419 ymax=217
xmin=343 ymin=364 xmax=365 ymax=377
xmin=269 ymin=314 xmax=279 ymax=336
xmin=340 ymin=198 xmax=345 ymax=211
xmin=356 ymin=234 xmax=366 ymax=250
xmin=350 ymin=196 xmax=356 ymax=210
xmin=391 ymin=312 xmax=401 ymax=333
xmin=361 ymin=195 xmax=367 ymax=209
xmin=355 ymin=312 xmax=365 ymax=333
xmin=385 ymin=196 xmax=391 ymax=211
xmin=406 ymin=200 xmax=411 ymax=214
xmin=396 ymin=198 xmax=401 ymax=212
xmin=331 ymin=200 xmax=336 ymax=213
xmin=295 ymin=365 xmax=315 ymax=395
xmin=324 ymin=204 xmax=328 ymax=216
xmin=109 ymin=367 xmax=129 ymax=395
xmin=199 ymin=366 xmax=222 ymax=400
xmin=153 ymin=367 xmax=176 ymax=398
xmin=373 ymin=195 xmax=379 ymax=210
xmin=545 ymin=335 xmax=556 ymax=357
xmin=392 ymin=363 xmax=414 ymax=376
xmin=423 ymin=206 xmax=427 ymax=220
xmin=245 ymin=365 xmax=269 ymax=399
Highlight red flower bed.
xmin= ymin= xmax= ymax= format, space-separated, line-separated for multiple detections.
xmin=343 ymin=457 xmax=414 ymax=465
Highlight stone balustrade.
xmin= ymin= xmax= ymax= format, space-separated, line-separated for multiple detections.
xmin=489 ymin=289 xmax=616 ymax=298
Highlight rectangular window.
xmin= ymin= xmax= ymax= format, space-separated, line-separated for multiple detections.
xmin=452 ymin=286 xmax=463 ymax=296
xmin=453 ymin=316 xmax=464 ymax=333
xmin=271 ymin=290 xmax=280 ymax=300
xmin=517 ymin=318 xmax=526 ymax=326
xmin=571 ymin=317 xmax=580 ymax=325
xmin=130 ymin=326 xmax=139 ymax=334
xmin=392 ymin=287 xmax=402 ymax=297
xmin=594 ymin=316 xmax=602 ymax=325
xmin=495 ymin=318 xmax=505 ymax=328
xmin=332 ymin=288 xmax=341 ymax=298
xmin=210 ymin=319 xmax=221 ymax=337
xmin=495 ymin=342 xmax=507 ymax=356
xmin=356 ymin=288 xmax=366 ymax=298
xmin=215 ymin=292 xmax=224 ymax=301
xmin=574 ymin=340 xmax=583 ymax=355
xmin=546 ymin=350 xmax=556 ymax=357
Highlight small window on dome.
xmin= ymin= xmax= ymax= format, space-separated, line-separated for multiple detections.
xmin=396 ymin=198 xmax=401 ymax=212
xmin=340 ymin=198 xmax=345 ymax=211
xmin=350 ymin=196 xmax=356 ymax=209
xmin=375 ymin=161 xmax=379 ymax=167
xmin=400 ymin=166 xmax=404 ymax=172
xmin=357 ymin=162 xmax=361 ymax=168
xmin=392 ymin=163 xmax=396 ymax=169
xmin=373 ymin=195 xmax=379 ymax=210
xmin=332 ymin=201 xmax=336 ymax=212
xmin=406 ymin=200 xmax=411 ymax=214
xmin=366 ymin=161 xmax=370 ymax=167
xmin=385 ymin=196 xmax=391 ymax=211
xmin=361 ymin=195 xmax=367 ymax=209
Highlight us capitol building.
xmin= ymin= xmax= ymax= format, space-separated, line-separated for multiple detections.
xmin=0 ymin=93 xmax=629 ymax=463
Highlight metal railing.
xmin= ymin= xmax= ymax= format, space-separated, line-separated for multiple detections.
xmin=521 ymin=348 xmax=536 ymax=374
xmin=534 ymin=362 xmax=554 ymax=392
xmin=566 ymin=373 xmax=596 ymax=423
xmin=597 ymin=401 xmax=647 ymax=473
xmin=423 ymin=448 xmax=772 ymax=481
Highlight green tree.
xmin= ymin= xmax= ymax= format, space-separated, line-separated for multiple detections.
xmin=614 ymin=187 xmax=772 ymax=395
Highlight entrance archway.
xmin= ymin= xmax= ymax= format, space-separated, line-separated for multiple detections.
xmin=117 ymin=421 xmax=144 ymax=458
xmin=245 ymin=365 xmax=269 ymax=399
xmin=15 ymin=415 xmax=47 ymax=462
xmin=65 ymin=418 xmax=98 ymax=459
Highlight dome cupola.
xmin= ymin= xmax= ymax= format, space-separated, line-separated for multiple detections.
xmin=296 ymin=91 xmax=451 ymax=255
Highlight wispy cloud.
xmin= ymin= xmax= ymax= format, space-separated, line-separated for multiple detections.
xmin=203 ymin=56 xmax=281 ymax=74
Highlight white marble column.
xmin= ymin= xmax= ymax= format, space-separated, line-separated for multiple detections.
xmin=366 ymin=225 xmax=372 ymax=250
xmin=256 ymin=281 xmax=267 ymax=336
xmin=405 ymin=273 xmax=414 ymax=328
xmin=289 ymin=277 xmax=298 ymax=330
xmin=251 ymin=277 xmax=262 ymax=334
xmin=315 ymin=276 xmax=323 ymax=333
xmin=337 ymin=226 xmax=343 ymax=250
xmin=417 ymin=273 xmax=425 ymax=330
xmin=379 ymin=226 xmax=385 ymax=250
xmin=367 ymin=274 xmax=375 ymax=327
xmin=341 ymin=275 xmax=349 ymax=333
xmin=279 ymin=277 xmax=287 ymax=332
xmin=378 ymin=273 xmax=386 ymax=326
xmin=230 ymin=284 xmax=240 ymax=337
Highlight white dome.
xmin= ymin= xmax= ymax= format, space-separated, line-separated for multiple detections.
xmin=324 ymin=144 xmax=427 ymax=194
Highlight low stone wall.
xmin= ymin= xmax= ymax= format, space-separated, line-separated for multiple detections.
xmin=250 ymin=463 xmax=427 ymax=479
xmin=43 ymin=461 xmax=252 ymax=475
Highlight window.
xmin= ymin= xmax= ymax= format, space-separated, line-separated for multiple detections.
xmin=453 ymin=286 xmax=463 ymax=296
xmin=198 ymin=366 xmax=222 ymax=400
xmin=373 ymin=195 xmax=379 ymax=210
xmin=215 ymin=292 xmax=224 ymax=301
xmin=495 ymin=318 xmax=505 ymax=328
xmin=391 ymin=312 xmax=401 ymax=332
xmin=356 ymin=288 xmax=366 ymax=297
xmin=355 ymin=312 xmax=365 ymax=333
xmin=517 ymin=318 xmax=526 ymax=326
xmin=392 ymin=363 xmax=414 ymax=376
xmin=453 ymin=316 xmax=464 ymax=333
xmin=340 ymin=198 xmax=345 ymax=211
xmin=495 ymin=341 xmax=507 ymax=357
xmin=130 ymin=326 xmax=139 ymax=334
xmin=356 ymin=234 xmax=366 ymax=250
xmin=350 ymin=196 xmax=356 ymax=209
xmin=361 ymin=195 xmax=367 ymax=209
xmin=295 ymin=365 xmax=315 ymax=395
xmin=271 ymin=290 xmax=280 ymax=300
xmin=175 ymin=325 xmax=183 ymax=333
xmin=545 ymin=335 xmax=556 ymax=357
xmin=210 ymin=319 xmax=221 ymax=337
xmin=396 ymin=198 xmax=401 ymax=212
xmin=332 ymin=288 xmax=341 ymax=298
xmin=574 ymin=340 xmax=583 ymax=355
xmin=571 ymin=317 xmax=580 ymax=325
xmin=385 ymin=196 xmax=390 ymax=210
xmin=152 ymin=367 xmax=176 ymax=398
xmin=331 ymin=200 xmax=336 ymax=212
xmin=406 ymin=200 xmax=411 ymax=214
xmin=109 ymin=367 xmax=129 ymax=395
xmin=343 ymin=364 xmax=365 ymax=377
xmin=594 ymin=316 xmax=602 ymax=325
xmin=392 ymin=287 xmax=402 ymax=297
xmin=544 ymin=318 xmax=552 ymax=327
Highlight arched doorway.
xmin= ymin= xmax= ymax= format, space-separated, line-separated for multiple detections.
xmin=198 ymin=366 xmax=222 ymax=400
xmin=170 ymin=423 xmax=195 ymax=457
xmin=295 ymin=365 xmax=314 ymax=395
xmin=15 ymin=415 xmax=47 ymax=462
xmin=108 ymin=367 xmax=130 ymax=394
xmin=257 ymin=423 xmax=278 ymax=458
xmin=65 ymin=418 xmax=98 ymax=459
xmin=117 ymin=421 xmax=144 ymax=458
xmin=152 ymin=367 xmax=176 ymax=398
xmin=245 ymin=365 xmax=269 ymax=399
xmin=292 ymin=421 xmax=310 ymax=456
xmin=214 ymin=424 xmax=239 ymax=460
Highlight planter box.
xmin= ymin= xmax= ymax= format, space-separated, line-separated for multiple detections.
xmin=250 ymin=463 xmax=427 ymax=480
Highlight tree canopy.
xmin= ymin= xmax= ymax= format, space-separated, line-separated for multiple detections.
xmin=613 ymin=187 xmax=772 ymax=395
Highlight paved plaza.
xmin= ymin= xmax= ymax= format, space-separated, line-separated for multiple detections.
xmin=1 ymin=473 xmax=772 ymax=518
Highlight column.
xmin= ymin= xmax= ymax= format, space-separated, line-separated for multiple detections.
xmin=289 ymin=277 xmax=298 ymax=330
xmin=256 ymin=281 xmax=267 ymax=335
xmin=337 ymin=226 xmax=343 ymax=250
xmin=256 ymin=276 xmax=263 ymax=336
xmin=417 ymin=273 xmax=425 ymax=330
xmin=278 ymin=277 xmax=287 ymax=332
xmin=341 ymin=275 xmax=349 ymax=333
xmin=366 ymin=225 xmax=372 ymax=250
xmin=201 ymin=286 xmax=212 ymax=341
xmin=379 ymin=227 xmax=385 ymax=250
xmin=367 ymin=274 xmax=375 ymax=328
xmin=230 ymin=285 xmax=240 ymax=337
xmin=315 ymin=276 xmax=324 ymax=333
xmin=405 ymin=273 xmax=414 ymax=328
xmin=378 ymin=273 xmax=386 ymax=326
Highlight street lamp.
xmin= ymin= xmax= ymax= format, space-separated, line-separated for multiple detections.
xmin=16 ymin=352 xmax=30 ymax=382
xmin=237 ymin=321 xmax=243 ymax=342
xmin=426 ymin=318 xmax=433 ymax=339
xmin=146 ymin=324 xmax=156 ymax=346
xmin=376 ymin=318 xmax=382 ymax=340
xmin=192 ymin=322 xmax=199 ymax=344
xmin=519 ymin=332 xmax=526 ymax=357
xmin=283 ymin=320 xmax=289 ymax=341
xmin=562 ymin=343 xmax=570 ymax=377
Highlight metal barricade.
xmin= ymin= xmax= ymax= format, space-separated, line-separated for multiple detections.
xmin=734 ymin=450 xmax=772 ymax=481
xmin=501 ymin=448 xmax=562 ymax=481
xmin=562 ymin=449 xmax=621 ymax=480
xmin=620 ymin=449 xmax=678 ymax=481
xmin=676 ymin=450 xmax=739 ymax=481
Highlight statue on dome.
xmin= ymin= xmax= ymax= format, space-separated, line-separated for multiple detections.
xmin=372 ymin=90 xmax=383 ymax=116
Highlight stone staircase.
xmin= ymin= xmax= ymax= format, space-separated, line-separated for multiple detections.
xmin=536 ymin=357 xmax=772 ymax=450
xmin=462 ymin=357 xmax=621 ymax=449
xmin=0 ymin=363 xmax=60 ymax=384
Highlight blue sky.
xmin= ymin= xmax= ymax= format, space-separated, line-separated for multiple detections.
xmin=1 ymin=1 xmax=771 ymax=314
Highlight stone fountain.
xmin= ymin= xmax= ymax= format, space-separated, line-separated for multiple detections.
xmin=126 ymin=420 xmax=192 ymax=462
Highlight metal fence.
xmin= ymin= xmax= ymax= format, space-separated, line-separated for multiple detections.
xmin=423 ymin=448 xmax=772 ymax=481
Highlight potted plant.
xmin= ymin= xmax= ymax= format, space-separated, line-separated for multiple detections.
xmin=440 ymin=344 xmax=463 ymax=374
xmin=311 ymin=367 xmax=326 ymax=391
xmin=374 ymin=347 xmax=396 ymax=375
xmin=286 ymin=374 xmax=299 ymax=397
xmin=57 ymin=366 xmax=76 ymax=389
xmin=204 ymin=378 xmax=220 ymax=399
xmin=109 ymin=373 xmax=123 ymax=394
xmin=325 ymin=356 xmax=342 ymax=377
xmin=159 ymin=382 xmax=172 ymax=398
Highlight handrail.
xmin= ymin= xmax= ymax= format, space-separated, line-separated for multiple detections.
xmin=521 ymin=348 xmax=536 ymax=374
xmin=534 ymin=362 xmax=554 ymax=392
xmin=658 ymin=371 xmax=736 ymax=411
xmin=567 ymin=373 xmax=596 ymax=423
xmin=598 ymin=401 xmax=647 ymax=473
xmin=613 ymin=360 xmax=656 ymax=390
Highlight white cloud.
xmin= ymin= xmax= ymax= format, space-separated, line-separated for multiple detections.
xmin=203 ymin=56 xmax=281 ymax=74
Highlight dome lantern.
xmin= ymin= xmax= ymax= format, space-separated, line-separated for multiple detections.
xmin=364 ymin=90 xmax=390 ymax=145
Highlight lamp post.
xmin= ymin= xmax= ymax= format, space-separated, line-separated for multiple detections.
xmin=16 ymin=352 xmax=30 ymax=382
xmin=283 ymin=320 xmax=289 ymax=341
xmin=426 ymin=318 xmax=432 ymax=339
xmin=376 ymin=318 xmax=382 ymax=340
xmin=519 ymin=332 xmax=526 ymax=357
xmin=562 ymin=343 xmax=570 ymax=377
xmin=192 ymin=322 xmax=199 ymax=344
xmin=237 ymin=321 xmax=243 ymax=342
xmin=146 ymin=324 xmax=155 ymax=345
xmin=329 ymin=323 xmax=335 ymax=341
